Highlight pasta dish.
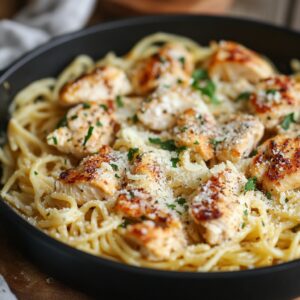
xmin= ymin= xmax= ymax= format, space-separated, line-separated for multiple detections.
xmin=1 ymin=33 xmax=300 ymax=271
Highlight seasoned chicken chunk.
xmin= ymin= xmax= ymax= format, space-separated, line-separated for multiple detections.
xmin=207 ymin=41 xmax=274 ymax=83
xmin=131 ymin=43 xmax=193 ymax=95
xmin=215 ymin=114 xmax=264 ymax=163
xmin=115 ymin=152 xmax=172 ymax=219
xmin=125 ymin=218 xmax=186 ymax=261
xmin=248 ymin=75 xmax=300 ymax=129
xmin=138 ymin=87 xmax=210 ymax=131
xmin=59 ymin=66 xmax=132 ymax=106
xmin=247 ymin=135 xmax=300 ymax=193
xmin=173 ymin=108 xmax=217 ymax=161
xmin=56 ymin=146 xmax=127 ymax=205
xmin=47 ymin=102 xmax=116 ymax=158
xmin=190 ymin=163 xmax=246 ymax=245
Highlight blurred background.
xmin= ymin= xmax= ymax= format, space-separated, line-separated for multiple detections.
xmin=0 ymin=0 xmax=299 ymax=70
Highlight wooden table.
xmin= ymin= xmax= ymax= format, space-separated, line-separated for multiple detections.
xmin=0 ymin=221 xmax=90 ymax=300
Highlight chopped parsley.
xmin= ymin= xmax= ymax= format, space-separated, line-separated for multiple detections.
xmin=149 ymin=138 xmax=177 ymax=151
xmin=241 ymin=222 xmax=246 ymax=229
xmin=100 ymin=104 xmax=108 ymax=111
xmin=119 ymin=219 xmax=132 ymax=228
xmin=236 ymin=91 xmax=251 ymax=102
xmin=34 ymin=171 xmax=38 ymax=176
xmin=171 ymin=157 xmax=180 ymax=168
xmin=243 ymin=209 xmax=248 ymax=216
xmin=51 ymin=136 xmax=58 ymax=145
xmin=249 ymin=149 xmax=258 ymax=157
xmin=110 ymin=163 xmax=119 ymax=171
xmin=265 ymin=191 xmax=272 ymax=200
xmin=127 ymin=148 xmax=139 ymax=161
xmin=176 ymin=197 xmax=186 ymax=206
xmin=245 ymin=177 xmax=257 ymax=192
xmin=96 ymin=120 xmax=103 ymax=127
xmin=210 ymin=138 xmax=223 ymax=149
xmin=266 ymin=89 xmax=277 ymax=95
xmin=180 ymin=126 xmax=188 ymax=132
xmin=115 ymin=174 xmax=121 ymax=179
xmin=178 ymin=56 xmax=185 ymax=66
xmin=191 ymin=69 xmax=219 ymax=104
xmin=56 ymin=115 xmax=68 ymax=128
xmin=71 ymin=115 xmax=78 ymax=120
xmin=83 ymin=126 xmax=94 ymax=146
xmin=166 ymin=203 xmax=176 ymax=210
xmin=281 ymin=113 xmax=296 ymax=130
xmin=82 ymin=103 xmax=91 ymax=109
xmin=116 ymin=95 xmax=124 ymax=108
xmin=131 ymin=114 xmax=138 ymax=123
xmin=194 ymin=140 xmax=199 ymax=145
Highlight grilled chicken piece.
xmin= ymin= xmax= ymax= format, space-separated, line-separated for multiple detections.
xmin=125 ymin=218 xmax=186 ymax=261
xmin=59 ymin=66 xmax=132 ymax=106
xmin=248 ymin=75 xmax=300 ymax=129
xmin=115 ymin=152 xmax=171 ymax=218
xmin=56 ymin=146 xmax=127 ymax=205
xmin=247 ymin=135 xmax=300 ymax=194
xmin=47 ymin=102 xmax=116 ymax=158
xmin=131 ymin=43 xmax=193 ymax=95
xmin=173 ymin=108 xmax=217 ymax=161
xmin=215 ymin=114 xmax=264 ymax=163
xmin=207 ymin=41 xmax=274 ymax=83
xmin=190 ymin=163 xmax=246 ymax=245
xmin=138 ymin=87 xmax=210 ymax=131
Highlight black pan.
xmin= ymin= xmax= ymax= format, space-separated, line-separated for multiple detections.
xmin=1 ymin=15 xmax=300 ymax=300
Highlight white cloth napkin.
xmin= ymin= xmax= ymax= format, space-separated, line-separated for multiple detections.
xmin=0 ymin=0 xmax=96 ymax=70
xmin=0 ymin=275 xmax=17 ymax=300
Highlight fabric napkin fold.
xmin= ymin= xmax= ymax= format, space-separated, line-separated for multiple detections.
xmin=0 ymin=0 xmax=96 ymax=70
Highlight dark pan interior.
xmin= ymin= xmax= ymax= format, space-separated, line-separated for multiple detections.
xmin=1 ymin=15 xmax=300 ymax=300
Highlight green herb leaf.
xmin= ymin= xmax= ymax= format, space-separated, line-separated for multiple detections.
xmin=83 ymin=126 xmax=94 ymax=146
xmin=52 ymin=136 xmax=58 ymax=145
xmin=96 ymin=120 xmax=103 ymax=127
xmin=128 ymin=148 xmax=139 ymax=161
xmin=119 ymin=219 xmax=132 ymax=228
xmin=149 ymin=138 xmax=177 ymax=151
xmin=176 ymin=198 xmax=186 ymax=206
xmin=245 ymin=177 xmax=257 ymax=192
xmin=166 ymin=203 xmax=176 ymax=210
xmin=192 ymin=69 xmax=209 ymax=81
xmin=131 ymin=114 xmax=138 ymax=123
xmin=56 ymin=115 xmax=68 ymax=128
xmin=115 ymin=174 xmax=121 ymax=179
xmin=281 ymin=113 xmax=296 ymax=130
xmin=194 ymin=140 xmax=200 ymax=145
xmin=34 ymin=171 xmax=38 ymax=176
xmin=100 ymin=104 xmax=108 ymax=111
xmin=236 ymin=91 xmax=251 ymax=102
xmin=266 ymin=89 xmax=277 ymax=95
xmin=266 ymin=191 xmax=272 ymax=200
xmin=178 ymin=56 xmax=185 ymax=66
xmin=82 ymin=103 xmax=91 ymax=109
xmin=249 ymin=149 xmax=258 ymax=157
xmin=171 ymin=157 xmax=180 ymax=168
xmin=71 ymin=115 xmax=78 ymax=120
xmin=116 ymin=95 xmax=124 ymax=108
xmin=110 ymin=163 xmax=119 ymax=171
